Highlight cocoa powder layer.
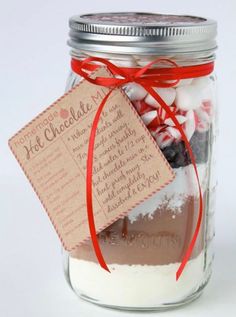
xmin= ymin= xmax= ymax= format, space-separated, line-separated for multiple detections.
xmin=70 ymin=195 xmax=206 ymax=265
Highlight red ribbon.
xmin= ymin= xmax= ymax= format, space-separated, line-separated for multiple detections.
xmin=71 ymin=57 xmax=214 ymax=280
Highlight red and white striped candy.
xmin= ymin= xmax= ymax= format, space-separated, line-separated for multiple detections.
xmin=202 ymin=100 xmax=213 ymax=116
xmin=132 ymin=100 xmax=153 ymax=115
xmin=164 ymin=114 xmax=187 ymax=126
xmin=140 ymin=105 xmax=194 ymax=147
xmin=182 ymin=110 xmax=196 ymax=140
xmin=158 ymin=105 xmax=178 ymax=122
xmin=154 ymin=126 xmax=177 ymax=148
xmin=166 ymin=126 xmax=182 ymax=140
xmin=140 ymin=106 xmax=179 ymax=132
xmin=134 ymin=99 xmax=211 ymax=148
xmin=194 ymin=100 xmax=213 ymax=132
xmin=152 ymin=108 xmax=197 ymax=147
xmin=141 ymin=110 xmax=161 ymax=131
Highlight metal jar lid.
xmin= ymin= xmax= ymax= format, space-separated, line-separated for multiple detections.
xmin=68 ymin=12 xmax=217 ymax=55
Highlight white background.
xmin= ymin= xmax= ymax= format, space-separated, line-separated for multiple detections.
xmin=0 ymin=0 xmax=236 ymax=316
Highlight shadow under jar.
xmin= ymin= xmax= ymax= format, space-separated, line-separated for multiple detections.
xmin=63 ymin=12 xmax=218 ymax=310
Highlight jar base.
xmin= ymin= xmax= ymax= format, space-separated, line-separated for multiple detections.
xmin=67 ymin=251 xmax=212 ymax=311
xmin=78 ymin=287 xmax=202 ymax=311
xmin=75 ymin=276 xmax=210 ymax=312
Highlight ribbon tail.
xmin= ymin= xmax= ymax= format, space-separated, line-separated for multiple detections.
xmin=86 ymin=89 xmax=114 ymax=273
xmin=142 ymin=85 xmax=203 ymax=281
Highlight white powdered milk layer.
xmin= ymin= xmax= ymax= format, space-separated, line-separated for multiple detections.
xmin=69 ymin=251 xmax=205 ymax=307
xmin=128 ymin=163 xmax=208 ymax=223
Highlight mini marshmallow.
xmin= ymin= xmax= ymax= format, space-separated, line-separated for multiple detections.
xmin=145 ymin=88 xmax=176 ymax=108
xmin=124 ymin=83 xmax=148 ymax=101
xmin=192 ymin=76 xmax=215 ymax=102
xmin=175 ymin=85 xmax=202 ymax=110
xmin=192 ymin=76 xmax=211 ymax=88
xmin=174 ymin=78 xmax=193 ymax=87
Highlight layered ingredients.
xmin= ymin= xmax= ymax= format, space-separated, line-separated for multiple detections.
xmin=66 ymin=57 xmax=216 ymax=308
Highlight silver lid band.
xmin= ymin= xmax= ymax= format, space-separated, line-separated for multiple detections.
xmin=68 ymin=12 xmax=217 ymax=55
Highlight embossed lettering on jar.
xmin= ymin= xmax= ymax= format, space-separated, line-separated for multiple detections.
xmin=63 ymin=12 xmax=218 ymax=310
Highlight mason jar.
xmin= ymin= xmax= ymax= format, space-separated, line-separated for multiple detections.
xmin=63 ymin=12 xmax=217 ymax=310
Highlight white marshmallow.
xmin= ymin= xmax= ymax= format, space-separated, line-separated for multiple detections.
xmin=174 ymin=78 xmax=193 ymax=87
xmin=192 ymin=76 xmax=211 ymax=87
xmin=192 ymin=76 xmax=215 ymax=102
xmin=124 ymin=83 xmax=148 ymax=101
xmin=175 ymin=85 xmax=202 ymax=110
xmin=145 ymin=88 xmax=176 ymax=108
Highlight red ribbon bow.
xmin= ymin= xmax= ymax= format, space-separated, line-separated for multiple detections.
xmin=71 ymin=57 xmax=214 ymax=280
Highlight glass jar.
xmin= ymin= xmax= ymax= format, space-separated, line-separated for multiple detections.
xmin=63 ymin=12 xmax=217 ymax=310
